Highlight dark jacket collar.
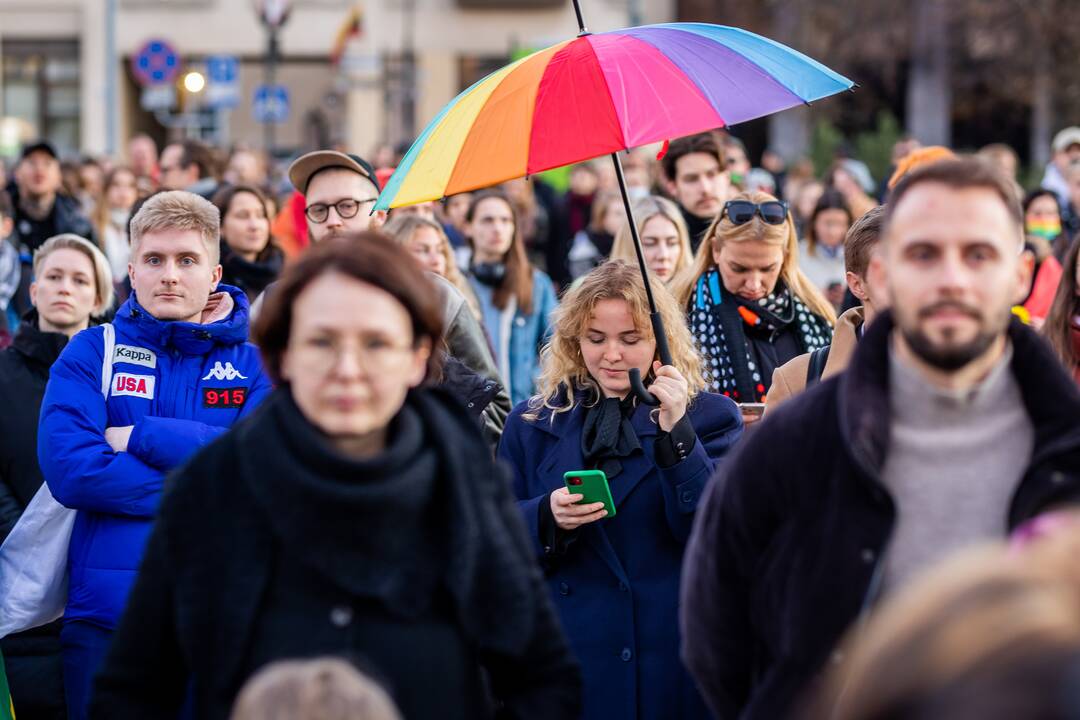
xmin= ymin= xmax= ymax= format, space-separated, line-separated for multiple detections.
xmin=115 ymin=283 xmax=250 ymax=354
xmin=839 ymin=310 xmax=1080 ymax=480
xmin=11 ymin=310 xmax=68 ymax=369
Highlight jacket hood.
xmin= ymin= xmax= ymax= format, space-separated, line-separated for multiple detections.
xmin=117 ymin=283 xmax=251 ymax=354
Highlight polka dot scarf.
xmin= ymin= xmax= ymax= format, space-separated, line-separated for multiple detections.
xmin=690 ymin=269 xmax=832 ymax=401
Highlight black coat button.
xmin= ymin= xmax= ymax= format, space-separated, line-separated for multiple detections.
xmin=559 ymin=582 xmax=570 ymax=596
xmin=620 ymin=648 xmax=633 ymax=662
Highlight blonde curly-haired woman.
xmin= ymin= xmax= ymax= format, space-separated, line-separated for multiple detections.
xmin=498 ymin=260 xmax=742 ymax=720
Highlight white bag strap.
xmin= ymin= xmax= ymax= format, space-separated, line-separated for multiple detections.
xmin=100 ymin=323 xmax=114 ymax=399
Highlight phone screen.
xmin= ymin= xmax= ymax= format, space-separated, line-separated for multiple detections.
xmin=739 ymin=402 xmax=766 ymax=417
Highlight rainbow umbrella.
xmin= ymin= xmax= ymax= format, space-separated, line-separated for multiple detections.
xmin=378 ymin=8 xmax=854 ymax=403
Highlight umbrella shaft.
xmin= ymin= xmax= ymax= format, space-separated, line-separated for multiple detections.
xmin=610 ymin=152 xmax=673 ymax=366
xmin=571 ymin=0 xmax=588 ymax=34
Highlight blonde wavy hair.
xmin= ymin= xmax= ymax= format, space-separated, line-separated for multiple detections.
xmin=524 ymin=259 xmax=705 ymax=422
xmin=383 ymin=213 xmax=482 ymax=322
xmin=672 ymin=190 xmax=837 ymax=324
xmin=610 ymin=195 xmax=694 ymax=285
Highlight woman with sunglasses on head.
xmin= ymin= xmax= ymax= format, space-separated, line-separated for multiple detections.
xmin=466 ymin=190 xmax=559 ymax=405
xmin=499 ymin=259 xmax=742 ymax=720
xmin=674 ymin=192 xmax=835 ymax=423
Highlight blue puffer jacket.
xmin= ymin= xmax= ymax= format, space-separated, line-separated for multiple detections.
xmin=39 ymin=285 xmax=272 ymax=631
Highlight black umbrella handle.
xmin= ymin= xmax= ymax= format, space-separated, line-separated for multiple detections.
xmin=629 ymin=311 xmax=674 ymax=407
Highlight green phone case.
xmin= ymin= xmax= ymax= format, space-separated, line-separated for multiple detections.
xmin=563 ymin=469 xmax=617 ymax=518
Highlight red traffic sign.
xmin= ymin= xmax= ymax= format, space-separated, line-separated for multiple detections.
xmin=131 ymin=38 xmax=180 ymax=87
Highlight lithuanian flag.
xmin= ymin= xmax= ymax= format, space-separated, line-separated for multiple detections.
xmin=0 ymin=650 xmax=14 ymax=719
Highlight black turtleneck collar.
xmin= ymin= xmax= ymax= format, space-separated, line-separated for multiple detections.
xmin=238 ymin=388 xmax=445 ymax=616
xmin=680 ymin=205 xmax=713 ymax=254
xmin=12 ymin=310 xmax=70 ymax=369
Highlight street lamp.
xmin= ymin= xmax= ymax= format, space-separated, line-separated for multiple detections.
xmin=255 ymin=0 xmax=292 ymax=157
xmin=183 ymin=71 xmax=206 ymax=93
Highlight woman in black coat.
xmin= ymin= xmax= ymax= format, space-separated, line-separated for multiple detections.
xmin=90 ymin=233 xmax=581 ymax=720
xmin=0 ymin=233 xmax=114 ymax=720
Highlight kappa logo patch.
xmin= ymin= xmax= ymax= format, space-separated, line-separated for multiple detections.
xmin=113 ymin=344 xmax=157 ymax=369
xmin=112 ymin=373 xmax=155 ymax=400
xmin=203 ymin=387 xmax=248 ymax=409
xmin=202 ymin=362 xmax=247 ymax=381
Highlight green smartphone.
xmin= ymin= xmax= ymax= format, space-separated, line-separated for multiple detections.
xmin=564 ymin=469 xmax=616 ymax=518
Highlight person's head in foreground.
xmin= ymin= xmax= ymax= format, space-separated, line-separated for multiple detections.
xmin=803 ymin=516 xmax=1080 ymax=720
xmin=230 ymin=657 xmax=403 ymax=720
xmin=254 ymin=232 xmax=442 ymax=457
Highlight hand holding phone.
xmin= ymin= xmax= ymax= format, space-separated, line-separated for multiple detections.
xmin=739 ymin=402 xmax=766 ymax=426
xmin=552 ymin=470 xmax=616 ymax=530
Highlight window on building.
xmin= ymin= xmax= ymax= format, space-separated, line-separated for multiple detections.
xmin=2 ymin=39 xmax=81 ymax=156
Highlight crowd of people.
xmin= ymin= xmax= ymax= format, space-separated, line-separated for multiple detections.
xmin=0 ymin=120 xmax=1075 ymax=720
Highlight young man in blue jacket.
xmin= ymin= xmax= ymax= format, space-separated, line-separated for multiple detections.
xmin=37 ymin=190 xmax=272 ymax=719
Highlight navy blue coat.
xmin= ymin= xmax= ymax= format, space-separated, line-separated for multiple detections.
xmin=499 ymin=389 xmax=742 ymax=720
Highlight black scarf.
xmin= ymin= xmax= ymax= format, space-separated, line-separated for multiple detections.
xmin=243 ymin=389 xmax=445 ymax=618
xmin=689 ymin=269 xmax=832 ymax=401
xmin=580 ymin=395 xmax=641 ymax=480
xmin=237 ymin=388 xmax=542 ymax=655
xmin=221 ymin=243 xmax=285 ymax=301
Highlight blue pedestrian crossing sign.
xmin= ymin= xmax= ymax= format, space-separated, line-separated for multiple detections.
xmin=132 ymin=38 xmax=180 ymax=87
xmin=206 ymin=55 xmax=241 ymax=109
xmin=253 ymin=84 xmax=289 ymax=124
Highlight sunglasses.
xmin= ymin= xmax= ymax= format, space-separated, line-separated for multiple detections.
xmin=722 ymin=200 xmax=789 ymax=226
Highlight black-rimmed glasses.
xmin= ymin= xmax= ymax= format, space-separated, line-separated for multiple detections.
xmin=304 ymin=198 xmax=378 ymax=224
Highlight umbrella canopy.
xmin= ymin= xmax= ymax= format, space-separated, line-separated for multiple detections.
xmin=375 ymin=22 xmax=854 ymax=210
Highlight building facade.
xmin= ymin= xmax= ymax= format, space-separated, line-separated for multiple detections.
xmin=0 ymin=0 xmax=674 ymax=161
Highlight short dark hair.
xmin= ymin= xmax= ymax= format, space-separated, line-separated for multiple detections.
xmin=253 ymin=232 xmax=444 ymax=384
xmin=845 ymin=205 xmax=886 ymax=277
xmin=661 ymin=132 xmax=722 ymax=182
xmin=176 ymin=140 xmax=218 ymax=180
xmin=0 ymin=190 xmax=11 ymax=221
xmin=885 ymin=157 xmax=1023 ymax=232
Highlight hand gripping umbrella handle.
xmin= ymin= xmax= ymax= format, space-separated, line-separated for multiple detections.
xmin=629 ymin=312 xmax=673 ymax=407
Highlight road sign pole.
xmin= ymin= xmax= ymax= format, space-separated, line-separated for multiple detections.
xmin=264 ymin=28 xmax=278 ymax=156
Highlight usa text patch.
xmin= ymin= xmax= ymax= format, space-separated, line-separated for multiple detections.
xmin=203 ymin=387 xmax=248 ymax=409
xmin=113 ymin=344 xmax=157 ymax=369
xmin=112 ymin=373 xmax=155 ymax=400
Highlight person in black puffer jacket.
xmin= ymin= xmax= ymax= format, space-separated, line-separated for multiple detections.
xmin=0 ymin=233 xmax=114 ymax=720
